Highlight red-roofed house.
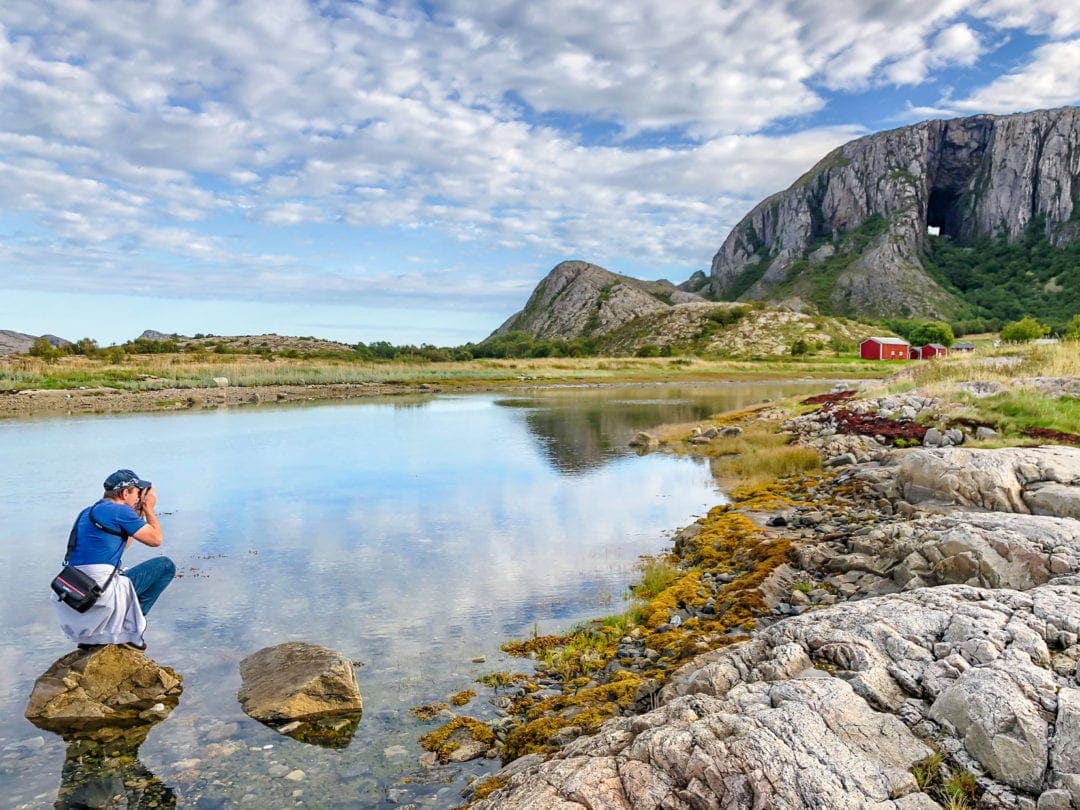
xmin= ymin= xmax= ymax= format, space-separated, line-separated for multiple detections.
xmin=860 ymin=337 xmax=910 ymax=360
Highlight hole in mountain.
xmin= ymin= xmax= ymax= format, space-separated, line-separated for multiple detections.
xmin=926 ymin=187 xmax=963 ymax=240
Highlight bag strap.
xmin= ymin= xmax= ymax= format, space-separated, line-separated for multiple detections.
xmin=63 ymin=503 xmax=129 ymax=592
xmin=63 ymin=507 xmax=91 ymax=565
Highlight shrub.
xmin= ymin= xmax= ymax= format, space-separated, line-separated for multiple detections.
xmin=28 ymin=337 xmax=62 ymax=361
xmin=1000 ymin=316 xmax=1049 ymax=343
xmin=1065 ymin=314 xmax=1080 ymax=341
xmin=908 ymin=321 xmax=955 ymax=348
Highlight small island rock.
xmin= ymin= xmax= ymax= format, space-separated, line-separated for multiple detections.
xmin=238 ymin=642 xmax=363 ymax=723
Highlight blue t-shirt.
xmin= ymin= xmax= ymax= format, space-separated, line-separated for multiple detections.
xmin=67 ymin=499 xmax=147 ymax=566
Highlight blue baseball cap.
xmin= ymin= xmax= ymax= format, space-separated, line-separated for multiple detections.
xmin=103 ymin=469 xmax=152 ymax=492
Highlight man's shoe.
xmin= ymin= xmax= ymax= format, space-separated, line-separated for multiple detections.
xmin=121 ymin=641 xmax=147 ymax=651
xmin=77 ymin=643 xmax=104 ymax=651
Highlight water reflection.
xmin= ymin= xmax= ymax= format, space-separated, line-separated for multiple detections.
xmin=0 ymin=383 xmax=831 ymax=805
xmin=498 ymin=382 xmax=825 ymax=473
xmin=55 ymin=726 xmax=177 ymax=809
xmin=268 ymin=713 xmax=363 ymax=749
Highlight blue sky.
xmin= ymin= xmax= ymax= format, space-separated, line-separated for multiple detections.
xmin=1 ymin=1 xmax=1078 ymax=346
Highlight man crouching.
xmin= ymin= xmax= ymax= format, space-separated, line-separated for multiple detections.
xmin=55 ymin=469 xmax=175 ymax=651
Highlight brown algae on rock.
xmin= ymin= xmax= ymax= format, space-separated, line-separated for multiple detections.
xmin=419 ymin=717 xmax=496 ymax=763
xmin=450 ymin=689 xmax=477 ymax=706
xmin=410 ymin=703 xmax=449 ymax=721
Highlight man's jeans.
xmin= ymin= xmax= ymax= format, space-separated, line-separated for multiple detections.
xmin=125 ymin=557 xmax=176 ymax=615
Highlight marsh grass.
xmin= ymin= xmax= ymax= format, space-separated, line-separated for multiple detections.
xmin=632 ymin=556 xmax=681 ymax=600
xmin=903 ymin=343 xmax=1079 ymax=389
xmin=0 ymin=352 xmax=890 ymax=392
xmin=912 ymin=751 xmax=943 ymax=792
xmin=706 ymin=422 xmax=822 ymax=489
xmin=536 ymin=627 xmax=617 ymax=681
xmin=959 ymin=389 xmax=1080 ymax=436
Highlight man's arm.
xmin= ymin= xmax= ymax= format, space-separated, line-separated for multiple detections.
xmin=132 ymin=487 xmax=163 ymax=547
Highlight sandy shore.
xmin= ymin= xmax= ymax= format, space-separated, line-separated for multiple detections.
xmin=0 ymin=381 xmax=445 ymax=419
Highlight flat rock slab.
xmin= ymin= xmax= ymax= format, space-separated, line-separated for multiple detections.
xmin=238 ymin=642 xmax=362 ymax=724
xmin=899 ymin=446 xmax=1080 ymax=517
xmin=830 ymin=510 xmax=1080 ymax=591
xmin=25 ymin=645 xmax=182 ymax=734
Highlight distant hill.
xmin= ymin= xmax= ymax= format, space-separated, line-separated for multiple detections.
xmin=708 ymin=106 xmax=1080 ymax=325
xmin=0 ymin=330 xmax=71 ymax=355
xmin=492 ymin=260 xmax=706 ymax=340
xmin=490 ymin=261 xmax=884 ymax=357
xmin=130 ymin=331 xmax=357 ymax=354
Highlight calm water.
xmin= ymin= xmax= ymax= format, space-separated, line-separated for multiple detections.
xmin=0 ymin=381 xmax=828 ymax=807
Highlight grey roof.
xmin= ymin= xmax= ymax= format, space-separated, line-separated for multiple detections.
xmin=862 ymin=337 xmax=910 ymax=345
xmin=924 ymin=343 xmax=947 ymax=349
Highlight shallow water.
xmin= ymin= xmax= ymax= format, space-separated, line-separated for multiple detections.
xmin=0 ymin=381 xmax=829 ymax=807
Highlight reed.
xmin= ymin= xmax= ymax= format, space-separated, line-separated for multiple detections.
xmin=0 ymin=352 xmax=892 ymax=392
xmin=708 ymin=422 xmax=822 ymax=489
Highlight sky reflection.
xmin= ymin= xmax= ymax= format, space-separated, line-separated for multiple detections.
xmin=0 ymin=382 xmax=827 ymax=805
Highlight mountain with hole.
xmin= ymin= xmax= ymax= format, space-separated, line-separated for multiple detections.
xmin=708 ymin=106 xmax=1080 ymax=324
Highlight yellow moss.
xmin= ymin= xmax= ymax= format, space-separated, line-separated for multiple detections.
xmin=419 ymin=717 xmax=495 ymax=763
xmin=730 ymin=480 xmax=798 ymax=511
xmin=470 ymin=775 xmax=509 ymax=802
xmin=638 ymin=570 xmax=704 ymax=629
xmin=450 ymin=689 xmax=476 ymax=706
xmin=475 ymin=671 xmax=530 ymax=689
xmin=410 ymin=702 xmax=449 ymax=721
xmin=502 ymin=673 xmax=643 ymax=762
xmin=501 ymin=635 xmax=565 ymax=657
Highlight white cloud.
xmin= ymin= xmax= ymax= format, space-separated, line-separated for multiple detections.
xmin=0 ymin=0 xmax=1078 ymax=328
xmin=949 ymin=38 xmax=1080 ymax=112
xmin=972 ymin=0 xmax=1080 ymax=38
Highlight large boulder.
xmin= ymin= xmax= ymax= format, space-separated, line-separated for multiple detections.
xmin=238 ymin=642 xmax=362 ymax=725
xmin=476 ymin=584 xmax=1080 ymax=807
xmin=25 ymin=646 xmax=182 ymax=735
xmin=898 ymin=446 xmax=1080 ymax=518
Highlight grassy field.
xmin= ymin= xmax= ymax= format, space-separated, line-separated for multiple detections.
xmin=0 ymin=352 xmax=895 ymax=392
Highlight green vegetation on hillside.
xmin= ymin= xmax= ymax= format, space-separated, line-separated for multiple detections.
xmin=922 ymin=217 xmax=1080 ymax=333
xmin=758 ymin=215 xmax=890 ymax=314
xmin=880 ymin=319 xmax=955 ymax=347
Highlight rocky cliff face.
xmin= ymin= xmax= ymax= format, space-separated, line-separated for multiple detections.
xmin=711 ymin=106 xmax=1080 ymax=318
xmin=492 ymin=260 xmax=704 ymax=340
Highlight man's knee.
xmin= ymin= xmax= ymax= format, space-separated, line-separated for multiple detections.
xmin=160 ymin=556 xmax=176 ymax=582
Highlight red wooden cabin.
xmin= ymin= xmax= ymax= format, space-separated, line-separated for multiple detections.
xmin=919 ymin=343 xmax=948 ymax=359
xmin=860 ymin=337 xmax=910 ymax=360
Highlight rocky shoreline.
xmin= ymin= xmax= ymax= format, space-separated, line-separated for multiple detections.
xmin=455 ymin=385 xmax=1080 ymax=808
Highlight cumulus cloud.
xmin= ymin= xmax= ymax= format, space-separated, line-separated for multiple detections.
xmin=0 ymin=0 xmax=1077 ymax=323
xmin=947 ymin=38 xmax=1080 ymax=113
xmin=972 ymin=0 xmax=1080 ymax=38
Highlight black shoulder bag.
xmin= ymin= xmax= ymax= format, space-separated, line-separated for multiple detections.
xmin=51 ymin=505 xmax=130 ymax=613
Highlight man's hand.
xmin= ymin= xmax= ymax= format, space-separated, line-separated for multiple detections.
xmin=133 ymin=487 xmax=163 ymax=546
xmin=138 ymin=486 xmax=157 ymax=515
